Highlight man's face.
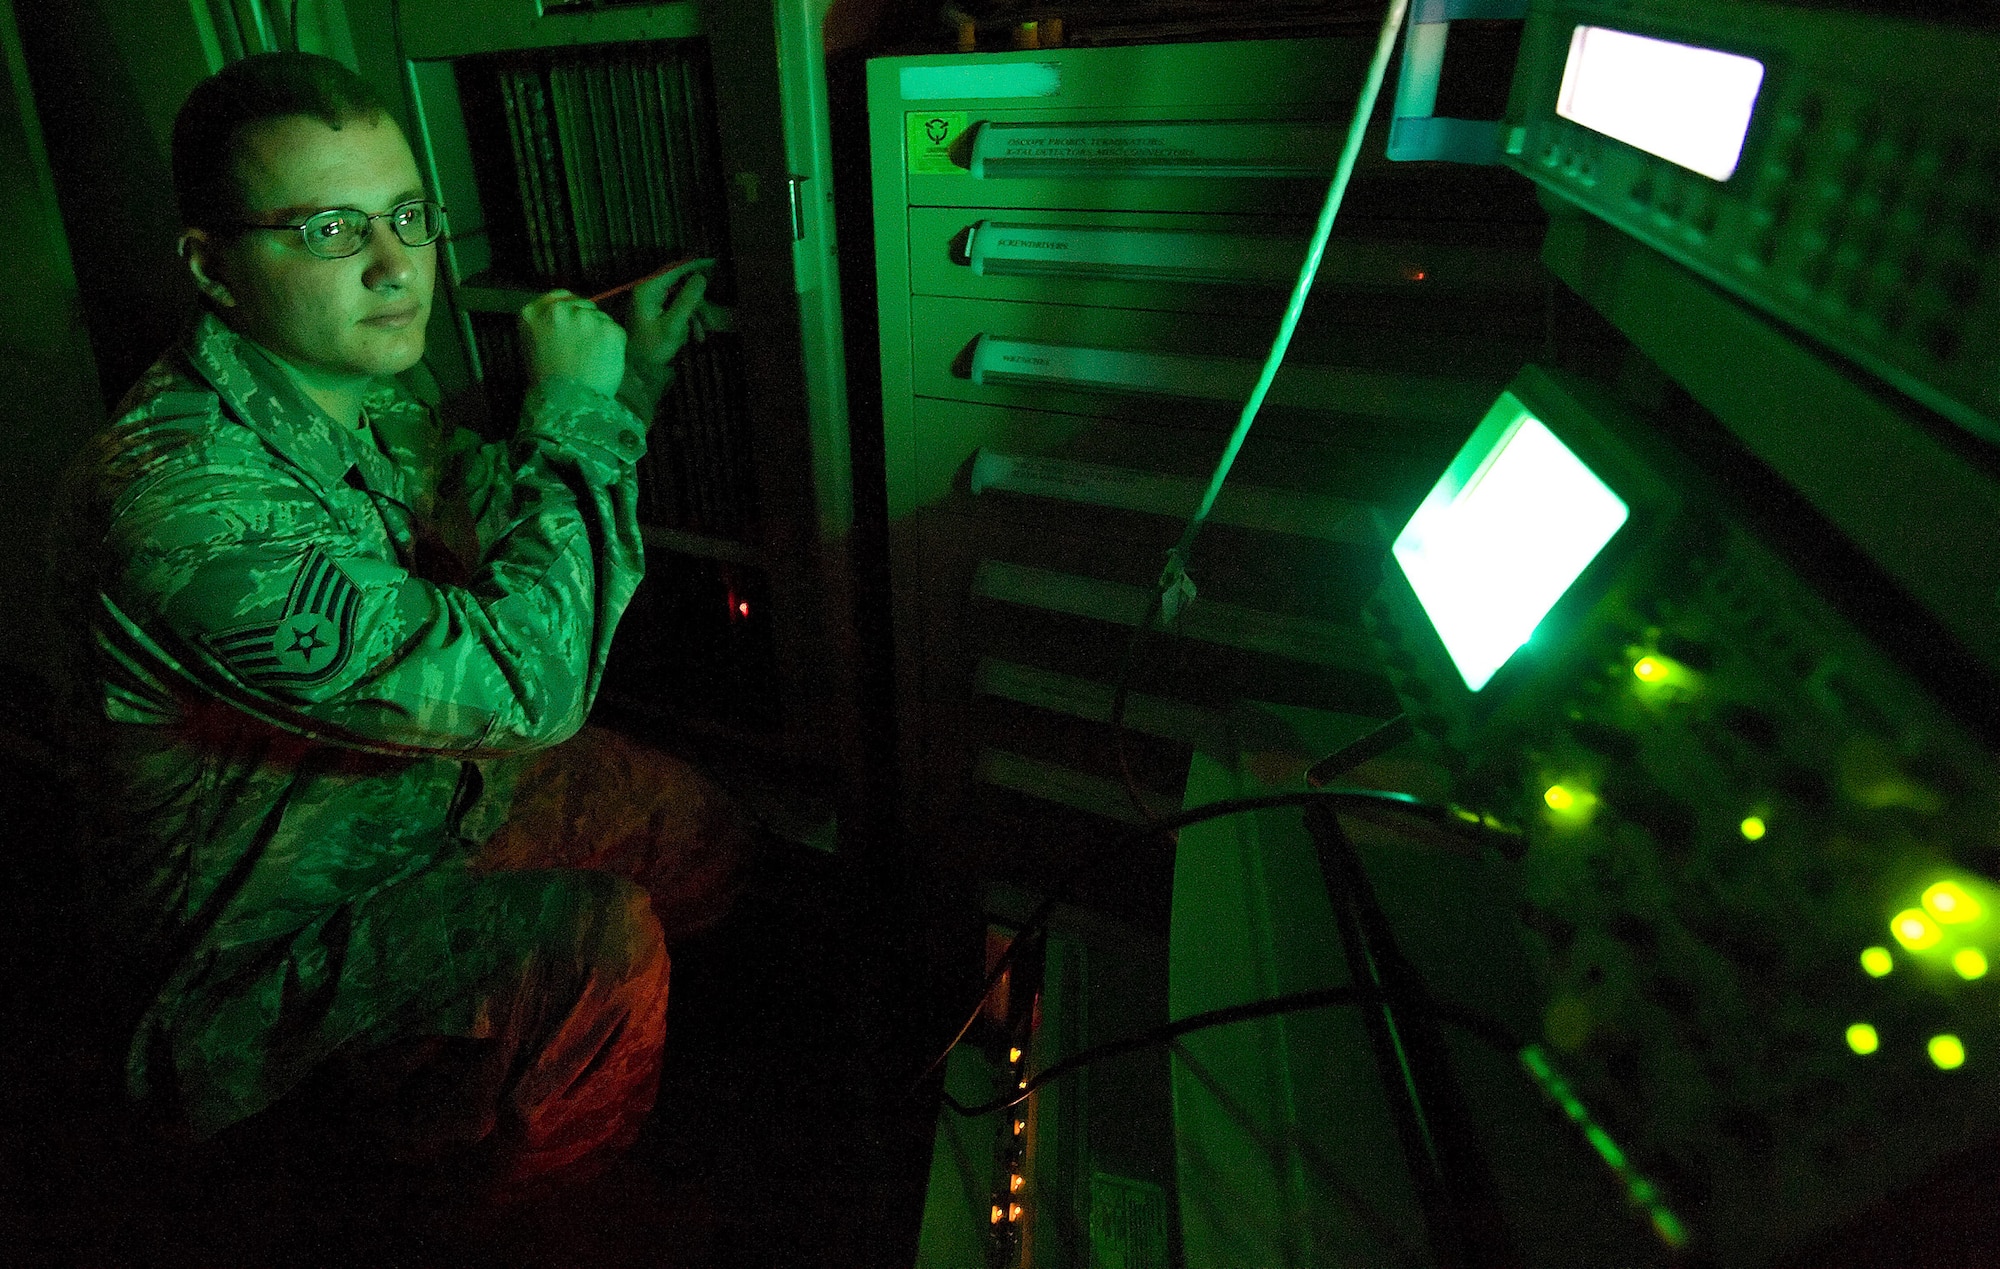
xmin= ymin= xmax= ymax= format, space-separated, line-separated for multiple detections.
xmin=200 ymin=113 xmax=436 ymax=384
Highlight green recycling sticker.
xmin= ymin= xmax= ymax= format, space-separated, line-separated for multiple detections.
xmin=906 ymin=111 xmax=969 ymax=175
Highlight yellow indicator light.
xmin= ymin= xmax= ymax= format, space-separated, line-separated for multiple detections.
xmin=1542 ymin=783 xmax=1598 ymax=823
xmin=1633 ymin=656 xmax=1668 ymax=683
xmin=1739 ymin=816 xmax=1766 ymax=841
xmin=1010 ymin=1174 xmax=1024 ymax=1193
xmin=1892 ymin=909 xmax=1942 ymax=951
xmin=1008 ymin=1203 xmax=1023 ymax=1222
xmin=1009 ymin=1047 xmax=1022 ymax=1063
xmin=1860 ymin=946 xmax=1893 ymax=977
xmin=1955 ymin=948 xmax=1989 ymax=980
xmin=1924 ymin=881 xmax=1982 ymax=925
xmin=1846 ymin=1023 xmax=1879 ymax=1056
xmin=1930 ymin=1034 xmax=1967 ymax=1070
xmin=991 ymin=1205 xmax=1004 ymax=1225
xmin=1018 ymin=1079 xmax=1028 ymax=1089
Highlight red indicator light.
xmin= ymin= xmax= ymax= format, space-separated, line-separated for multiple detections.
xmin=738 ymin=601 xmax=750 ymax=617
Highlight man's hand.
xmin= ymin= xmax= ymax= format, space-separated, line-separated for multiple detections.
xmin=624 ymin=260 xmax=713 ymax=376
xmin=519 ymin=290 xmax=627 ymax=400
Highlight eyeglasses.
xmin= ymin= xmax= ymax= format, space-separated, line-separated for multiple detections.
xmin=231 ymin=198 xmax=448 ymax=260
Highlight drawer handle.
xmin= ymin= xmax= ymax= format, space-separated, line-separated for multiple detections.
xmin=968 ymin=119 xmax=1340 ymax=179
xmin=967 ymin=220 xmax=1304 ymax=285
xmin=966 ymin=334 xmax=1492 ymax=423
xmin=970 ymin=334 xmax=1253 ymax=398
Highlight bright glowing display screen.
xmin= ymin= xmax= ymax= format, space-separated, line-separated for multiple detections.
xmin=1393 ymin=395 xmax=1630 ymax=691
xmin=1556 ymin=25 xmax=1765 ymax=180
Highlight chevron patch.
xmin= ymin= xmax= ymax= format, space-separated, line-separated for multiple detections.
xmin=204 ymin=546 xmax=361 ymax=688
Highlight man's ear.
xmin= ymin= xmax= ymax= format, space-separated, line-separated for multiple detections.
xmin=180 ymin=229 xmax=237 ymax=309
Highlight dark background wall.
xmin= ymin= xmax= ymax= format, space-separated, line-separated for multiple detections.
xmin=0 ymin=0 xmax=105 ymax=683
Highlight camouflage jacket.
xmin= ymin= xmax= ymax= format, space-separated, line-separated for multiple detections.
xmin=59 ymin=313 xmax=649 ymax=1136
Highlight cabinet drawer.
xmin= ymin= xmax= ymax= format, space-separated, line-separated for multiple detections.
xmin=902 ymin=398 xmax=1437 ymax=519
xmin=908 ymin=208 xmax=1548 ymax=315
xmin=905 ymin=294 xmax=1513 ymax=447
xmin=905 ymin=111 xmax=1357 ymax=215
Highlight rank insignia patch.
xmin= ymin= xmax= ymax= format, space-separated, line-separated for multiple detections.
xmin=205 ymin=547 xmax=361 ymax=688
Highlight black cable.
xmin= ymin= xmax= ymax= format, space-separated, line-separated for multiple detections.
xmin=909 ymin=786 xmax=1518 ymax=1095
xmin=941 ymin=981 xmax=1522 ymax=1119
xmin=1109 ymin=588 xmax=1166 ymax=823
xmin=1307 ymin=713 xmax=1414 ymax=787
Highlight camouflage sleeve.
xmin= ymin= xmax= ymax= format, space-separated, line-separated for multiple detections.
xmin=102 ymin=377 xmax=647 ymax=754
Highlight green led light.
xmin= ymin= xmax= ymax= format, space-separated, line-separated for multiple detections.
xmin=1393 ymin=396 xmax=1630 ymax=692
xmin=1544 ymin=784 xmax=1575 ymax=811
xmin=1929 ymin=1034 xmax=1966 ymax=1070
xmin=1846 ymin=1023 xmax=1879 ymax=1055
xmin=1859 ymin=946 xmax=1893 ymax=977
xmin=1518 ymin=1045 xmax=1686 ymax=1251
xmin=1892 ymin=909 xmax=1942 ymax=952
xmin=1923 ymin=881 xmax=1982 ymax=926
xmin=1583 ymin=1125 xmax=1627 ymax=1171
xmin=1954 ymin=948 xmax=1989 ymax=980
xmin=1739 ymin=815 xmax=1766 ymax=841
xmin=1632 ymin=656 xmax=1668 ymax=683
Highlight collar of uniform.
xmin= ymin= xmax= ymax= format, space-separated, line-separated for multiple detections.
xmin=182 ymin=313 xmax=362 ymax=495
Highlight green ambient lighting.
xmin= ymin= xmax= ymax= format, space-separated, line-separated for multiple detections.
xmin=1845 ymin=1023 xmax=1879 ymax=1056
xmin=1930 ymin=1034 xmax=1967 ymax=1070
xmin=1892 ymin=909 xmax=1942 ymax=952
xmin=1923 ymin=881 xmax=1982 ymax=925
xmin=1955 ymin=948 xmax=1989 ymax=980
xmin=1393 ymin=394 xmax=1630 ymax=692
xmin=1555 ymin=26 xmax=1766 ymax=181
xmin=1859 ymin=946 xmax=1893 ymax=977
xmin=1738 ymin=816 xmax=1766 ymax=841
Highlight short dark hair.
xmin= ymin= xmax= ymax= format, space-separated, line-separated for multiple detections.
xmin=172 ymin=52 xmax=394 ymax=232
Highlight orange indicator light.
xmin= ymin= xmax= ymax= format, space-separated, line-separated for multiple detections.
xmin=991 ymin=1205 xmax=1004 ymax=1224
xmin=1010 ymin=1174 xmax=1024 ymax=1193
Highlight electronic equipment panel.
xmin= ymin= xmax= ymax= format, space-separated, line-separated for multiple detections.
xmin=1501 ymin=0 xmax=2000 ymax=447
xmin=1366 ymin=364 xmax=2000 ymax=1265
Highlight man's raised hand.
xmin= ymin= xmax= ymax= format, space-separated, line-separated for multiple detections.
xmin=519 ymin=290 xmax=627 ymax=400
xmin=624 ymin=259 xmax=713 ymax=375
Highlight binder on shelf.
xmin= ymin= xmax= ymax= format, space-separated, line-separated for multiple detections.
xmin=519 ymin=67 xmax=577 ymax=282
xmin=496 ymin=71 xmax=546 ymax=279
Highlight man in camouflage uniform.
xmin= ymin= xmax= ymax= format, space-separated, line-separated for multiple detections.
xmin=59 ymin=52 xmax=739 ymax=1193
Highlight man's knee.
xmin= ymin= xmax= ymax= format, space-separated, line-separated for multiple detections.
xmin=570 ymin=872 xmax=668 ymax=992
